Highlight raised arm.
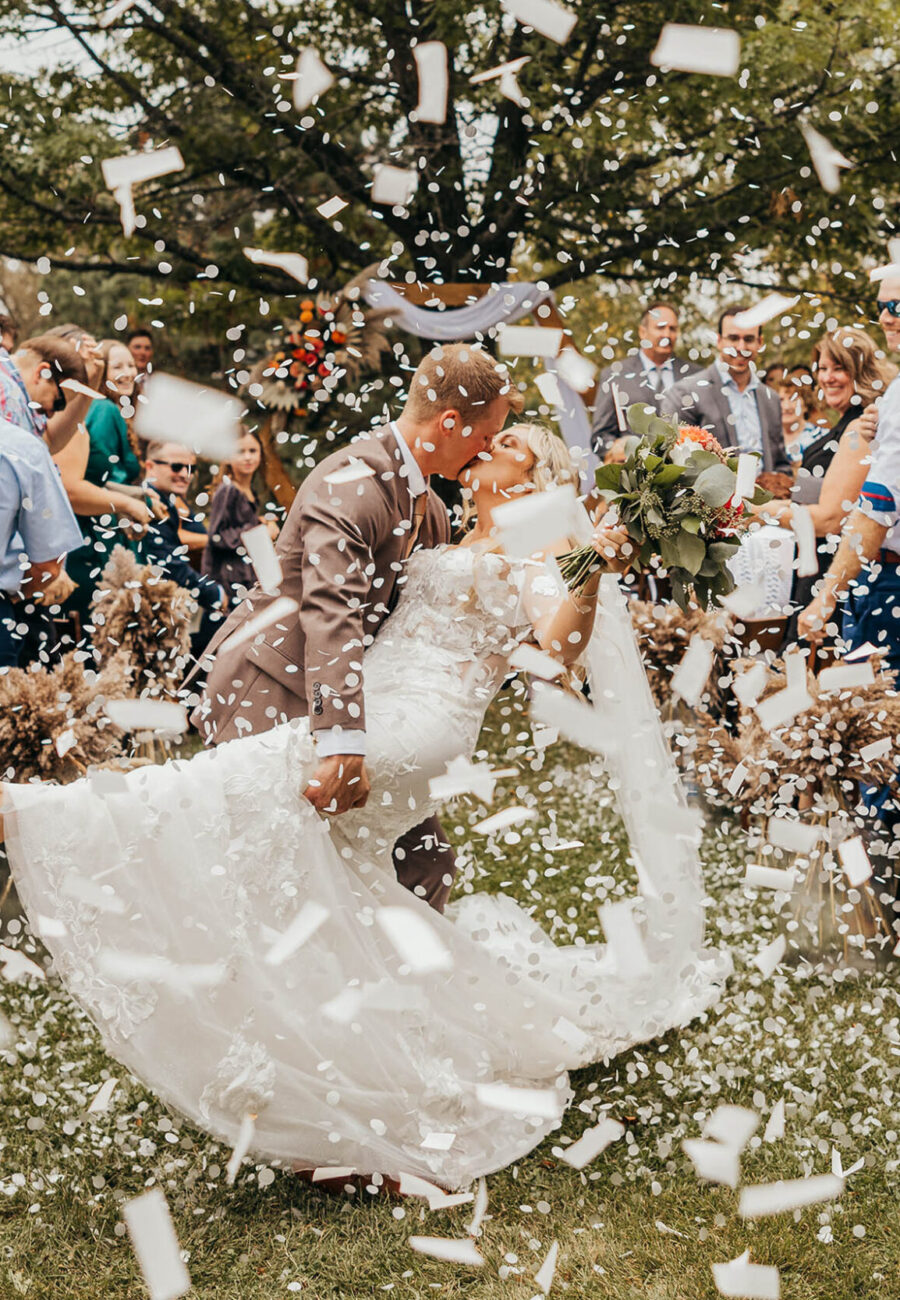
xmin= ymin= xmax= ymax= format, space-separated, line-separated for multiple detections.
xmin=523 ymin=527 xmax=633 ymax=665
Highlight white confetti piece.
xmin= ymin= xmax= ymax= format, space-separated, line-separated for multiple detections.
xmin=733 ymin=452 xmax=759 ymax=502
xmin=398 ymin=1172 xmax=472 ymax=1210
xmin=783 ymin=649 xmax=807 ymax=692
xmin=671 ymin=635 xmax=714 ymax=708
xmin=243 ymin=246 xmax=309 ymax=285
xmin=752 ymin=933 xmax=786 ymax=980
xmin=531 ymin=684 xmax=618 ymax=756
xmin=122 ymin=1188 xmax=191 ymax=1300
xmin=472 ymin=805 xmax=537 ymax=835
xmin=135 ymin=373 xmax=242 ymax=460
xmin=739 ymin=1173 xmax=843 ymax=1218
xmin=501 ymin=0 xmax=576 ymax=44
xmin=754 ymin=685 xmax=812 ymax=731
xmin=733 ymin=295 xmax=800 ymax=331
xmin=323 ymin=457 xmax=377 ymax=484
xmin=870 ymin=262 xmax=900 ymax=283
xmin=651 ymin=24 xmax=740 ymax=76
xmin=469 ymin=55 xmax=531 ymax=85
xmin=36 ymin=914 xmax=67 ymax=939
xmin=555 ymin=349 xmax=597 ymax=393
xmin=859 ymin=736 xmax=891 ymax=764
xmin=744 ymin=864 xmax=796 ymax=891
xmin=599 ymin=899 xmax=651 ymax=978
xmin=726 ymin=761 xmax=748 ymax=796
xmin=493 ymin=482 xmax=582 ymax=557
xmin=429 ymin=756 xmax=516 ymax=803
xmin=683 ymin=1137 xmax=740 ymax=1188
xmin=215 ymin=596 xmax=298 ymax=657
xmin=552 ymin=1015 xmax=590 ymax=1053
xmin=413 ymin=41 xmax=448 ymax=123
xmin=264 ymin=900 xmax=329 ymax=966
xmin=713 ymin=1251 xmax=780 ymax=1299
xmin=704 ymin=1105 xmax=759 ymax=1152
xmin=732 ymin=663 xmax=768 ymax=709
xmin=801 ymin=122 xmax=852 ymax=194
xmin=843 ymin=640 xmax=883 ymax=662
xmin=87 ymin=1077 xmax=119 ymax=1114
xmin=316 ymin=195 xmax=348 ymax=220
xmin=291 ymin=47 xmax=334 ymax=111
xmin=240 ymin=523 xmax=283 ymax=594
xmin=98 ymin=0 xmax=137 ymax=27
xmin=764 ymin=1099 xmax=785 ymax=1143
xmin=55 ymin=727 xmax=77 ymax=758
xmin=789 ymin=504 xmax=818 ymax=578
xmin=60 ymin=377 xmax=108 ymax=402
xmin=467 ymin=1178 xmax=489 ymax=1237
xmin=531 ymin=722 xmax=559 ymax=750
xmin=371 ymin=164 xmax=418 ymax=207
xmin=720 ymin=583 xmax=766 ymax=619
xmin=375 ymin=906 xmax=453 ymax=974
xmin=497 ymin=324 xmax=563 ymax=358
xmin=310 ymin=1165 xmax=356 ymax=1183
xmin=766 ymin=816 xmax=822 ymax=855
xmin=837 ymin=836 xmax=872 ymax=887
xmin=97 ymin=951 xmax=225 ymax=989
xmin=0 ymin=945 xmax=45 ymax=983
xmin=475 ymin=1082 xmax=561 ymax=1120
xmin=508 ymin=643 xmax=565 ymax=681
xmin=408 ymin=1237 xmax=485 ymax=1267
xmin=831 ymin=1148 xmax=864 ymax=1179
xmin=101 ymin=146 xmax=184 ymax=237
xmin=534 ymin=1240 xmax=558 ymax=1295
xmin=535 ymin=371 xmax=565 ymax=407
xmin=420 ymin=1132 xmax=456 ymax=1151
xmin=104 ymin=698 xmax=188 ymax=735
xmin=225 ymin=1117 xmax=257 ymax=1188
xmin=817 ymin=662 xmax=875 ymax=693
xmin=554 ymin=1117 xmax=624 ymax=1170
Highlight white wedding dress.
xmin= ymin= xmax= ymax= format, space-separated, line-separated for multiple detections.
xmin=2 ymin=546 xmax=728 ymax=1189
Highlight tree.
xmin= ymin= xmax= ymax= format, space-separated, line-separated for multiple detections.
xmin=0 ymin=0 xmax=897 ymax=319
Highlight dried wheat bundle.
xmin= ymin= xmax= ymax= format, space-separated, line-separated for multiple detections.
xmin=692 ymin=658 xmax=900 ymax=816
xmin=630 ymin=598 xmax=733 ymax=712
xmin=0 ymin=651 xmax=131 ymax=783
xmin=90 ymin=546 xmax=193 ymax=697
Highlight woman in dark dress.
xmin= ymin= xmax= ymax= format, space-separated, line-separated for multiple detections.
xmin=202 ymin=426 xmax=279 ymax=603
xmin=753 ymin=326 xmax=893 ymax=642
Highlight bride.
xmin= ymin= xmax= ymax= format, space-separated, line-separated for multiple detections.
xmin=1 ymin=423 xmax=726 ymax=1190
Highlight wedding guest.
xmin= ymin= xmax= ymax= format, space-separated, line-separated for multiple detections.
xmin=128 ymin=328 xmax=153 ymax=392
xmin=762 ymin=360 xmax=786 ymax=388
xmin=203 ymin=426 xmax=278 ymax=604
xmin=0 ymin=418 xmax=83 ymax=669
xmin=798 ymin=282 xmax=900 ymax=664
xmin=661 ymin=306 xmax=790 ymax=471
xmin=36 ymin=324 xmax=107 ymax=455
xmin=590 ymin=303 xmax=699 ymax=453
xmin=54 ymin=339 xmax=152 ymax=633
xmin=141 ymin=441 xmax=226 ymax=655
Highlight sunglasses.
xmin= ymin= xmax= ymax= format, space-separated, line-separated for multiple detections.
xmin=149 ymin=459 xmax=195 ymax=475
xmin=877 ymin=299 xmax=900 ymax=318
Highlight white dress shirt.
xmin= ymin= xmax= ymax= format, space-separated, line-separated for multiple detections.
xmin=715 ymin=359 xmax=764 ymax=455
xmin=315 ymin=423 xmax=426 ymax=758
xmin=640 ymin=351 xmax=675 ymax=393
xmin=858 ymin=375 xmax=900 ymax=554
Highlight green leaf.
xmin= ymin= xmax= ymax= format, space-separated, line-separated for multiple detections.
xmin=708 ymin=539 xmax=741 ymax=563
xmin=693 ymin=463 xmax=737 ymax=508
xmin=594 ymin=463 xmax=624 ymax=492
xmin=750 ymin=484 xmax=774 ymax=505
xmin=675 ymin=530 xmax=707 ymax=575
xmin=626 ymin=402 xmax=656 ymax=437
xmin=681 ymin=514 xmax=702 ymax=534
xmin=652 ymin=463 xmax=686 ymax=488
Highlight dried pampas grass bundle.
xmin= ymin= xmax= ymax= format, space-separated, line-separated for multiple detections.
xmin=0 ymin=651 xmax=131 ymax=783
xmin=90 ymin=546 xmax=193 ymax=697
xmin=630 ymin=599 xmax=733 ymax=713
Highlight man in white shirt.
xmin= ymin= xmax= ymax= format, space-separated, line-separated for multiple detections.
xmin=590 ymin=303 xmax=699 ymax=452
xmin=798 ymin=269 xmax=900 ymax=665
xmin=662 ymin=306 xmax=790 ymax=472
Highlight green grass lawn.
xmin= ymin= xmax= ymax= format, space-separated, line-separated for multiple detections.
xmin=1 ymin=691 xmax=898 ymax=1299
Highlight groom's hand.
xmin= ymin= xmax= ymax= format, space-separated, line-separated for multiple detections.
xmin=303 ymin=754 xmax=371 ymax=815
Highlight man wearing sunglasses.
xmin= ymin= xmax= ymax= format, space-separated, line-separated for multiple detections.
xmin=139 ymin=441 xmax=226 ymax=656
xmin=799 ymin=271 xmax=900 ymax=660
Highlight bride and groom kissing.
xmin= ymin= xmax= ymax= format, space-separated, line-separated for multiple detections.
xmin=1 ymin=344 xmax=724 ymax=1189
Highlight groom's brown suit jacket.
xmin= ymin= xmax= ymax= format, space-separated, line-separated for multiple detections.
xmin=188 ymin=429 xmax=451 ymax=745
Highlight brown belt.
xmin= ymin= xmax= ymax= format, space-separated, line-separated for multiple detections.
xmin=877 ymin=550 xmax=900 ymax=565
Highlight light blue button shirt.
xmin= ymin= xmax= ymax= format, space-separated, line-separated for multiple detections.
xmin=858 ymin=374 xmax=900 ymax=553
xmin=0 ymin=418 xmax=84 ymax=594
xmin=715 ymin=359 xmax=764 ymax=455
xmin=639 ymin=351 xmax=675 ymax=392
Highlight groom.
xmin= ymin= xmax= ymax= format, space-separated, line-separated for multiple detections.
xmin=187 ymin=343 xmax=523 ymax=911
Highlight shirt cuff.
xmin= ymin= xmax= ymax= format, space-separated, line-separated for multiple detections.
xmin=313 ymin=727 xmax=367 ymax=758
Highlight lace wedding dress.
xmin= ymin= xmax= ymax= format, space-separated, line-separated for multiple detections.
xmin=2 ymin=547 xmax=727 ymax=1189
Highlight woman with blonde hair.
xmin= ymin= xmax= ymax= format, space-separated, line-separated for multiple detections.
xmin=754 ymin=325 xmax=894 ymax=636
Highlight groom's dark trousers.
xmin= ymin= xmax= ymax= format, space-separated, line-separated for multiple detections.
xmin=183 ymin=429 xmax=457 ymax=912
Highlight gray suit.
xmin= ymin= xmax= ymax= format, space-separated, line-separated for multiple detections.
xmin=660 ymin=363 xmax=790 ymax=473
xmin=591 ymin=355 xmax=700 ymax=453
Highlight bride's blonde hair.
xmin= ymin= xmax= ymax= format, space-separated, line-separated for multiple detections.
xmin=460 ymin=422 xmax=579 ymax=528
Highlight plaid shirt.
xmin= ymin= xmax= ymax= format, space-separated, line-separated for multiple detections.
xmin=0 ymin=349 xmax=46 ymax=438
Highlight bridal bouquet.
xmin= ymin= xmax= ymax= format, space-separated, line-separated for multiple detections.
xmin=559 ymin=405 xmax=771 ymax=610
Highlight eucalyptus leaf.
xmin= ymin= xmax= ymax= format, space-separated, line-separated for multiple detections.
xmin=693 ymin=463 xmax=737 ymax=508
xmin=681 ymin=514 xmax=702 ymax=535
xmin=652 ymin=463 xmax=685 ymax=488
xmin=594 ymin=463 xmax=624 ymax=492
xmin=676 ymin=530 xmax=706 ymax=575
xmin=626 ymin=403 xmax=655 ymax=437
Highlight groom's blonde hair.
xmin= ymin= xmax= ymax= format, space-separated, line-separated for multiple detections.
xmin=405 ymin=342 xmax=524 ymax=421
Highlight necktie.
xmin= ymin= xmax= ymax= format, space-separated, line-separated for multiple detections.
xmin=403 ymin=494 xmax=428 ymax=559
xmin=646 ymin=367 xmax=660 ymax=393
